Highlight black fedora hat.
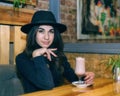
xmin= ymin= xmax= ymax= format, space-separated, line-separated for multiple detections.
xmin=21 ymin=10 xmax=67 ymax=34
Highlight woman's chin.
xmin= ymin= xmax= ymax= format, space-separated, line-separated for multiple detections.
xmin=42 ymin=45 xmax=49 ymax=48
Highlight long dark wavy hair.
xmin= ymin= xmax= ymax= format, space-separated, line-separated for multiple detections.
xmin=24 ymin=25 xmax=65 ymax=85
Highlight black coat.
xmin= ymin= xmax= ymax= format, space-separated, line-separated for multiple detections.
xmin=16 ymin=52 xmax=78 ymax=93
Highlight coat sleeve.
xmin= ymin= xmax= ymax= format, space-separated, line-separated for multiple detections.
xmin=62 ymin=56 xmax=78 ymax=82
xmin=16 ymin=53 xmax=54 ymax=90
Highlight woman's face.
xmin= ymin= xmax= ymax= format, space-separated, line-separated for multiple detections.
xmin=36 ymin=25 xmax=54 ymax=48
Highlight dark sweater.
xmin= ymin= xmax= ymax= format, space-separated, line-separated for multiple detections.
xmin=16 ymin=52 xmax=78 ymax=93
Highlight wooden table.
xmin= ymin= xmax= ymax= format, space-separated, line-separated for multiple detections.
xmin=21 ymin=78 xmax=120 ymax=96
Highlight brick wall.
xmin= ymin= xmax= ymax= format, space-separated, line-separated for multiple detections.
xmin=60 ymin=0 xmax=77 ymax=42
xmin=0 ymin=0 xmax=115 ymax=78
xmin=37 ymin=0 xmax=49 ymax=9
xmin=0 ymin=1 xmax=117 ymax=78
xmin=36 ymin=0 xmax=115 ymax=79
xmin=36 ymin=0 xmax=77 ymax=42
xmin=65 ymin=53 xmax=113 ymax=79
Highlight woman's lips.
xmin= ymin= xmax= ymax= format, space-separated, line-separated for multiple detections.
xmin=42 ymin=41 xmax=50 ymax=45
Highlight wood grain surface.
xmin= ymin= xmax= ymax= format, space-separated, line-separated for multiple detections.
xmin=21 ymin=78 xmax=120 ymax=96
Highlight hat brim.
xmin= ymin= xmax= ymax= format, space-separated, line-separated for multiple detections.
xmin=21 ymin=23 xmax=67 ymax=34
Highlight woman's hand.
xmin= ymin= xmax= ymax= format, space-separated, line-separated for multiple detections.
xmin=84 ymin=72 xmax=95 ymax=84
xmin=32 ymin=48 xmax=57 ymax=61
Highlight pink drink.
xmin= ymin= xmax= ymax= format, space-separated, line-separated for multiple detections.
xmin=75 ymin=57 xmax=85 ymax=75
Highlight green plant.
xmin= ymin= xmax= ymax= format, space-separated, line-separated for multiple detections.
xmin=13 ymin=0 xmax=26 ymax=8
xmin=101 ymin=55 xmax=120 ymax=72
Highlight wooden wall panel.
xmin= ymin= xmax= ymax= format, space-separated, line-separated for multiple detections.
xmin=0 ymin=25 xmax=10 ymax=64
xmin=13 ymin=26 xmax=26 ymax=64
xmin=0 ymin=6 xmax=35 ymax=25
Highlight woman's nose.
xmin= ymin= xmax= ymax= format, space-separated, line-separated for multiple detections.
xmin=44 ymin=33 xmax=49 ymax=39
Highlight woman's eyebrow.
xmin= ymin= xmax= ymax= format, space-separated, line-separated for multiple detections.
xmin=38 ymin=27 xmax=43 ymax=29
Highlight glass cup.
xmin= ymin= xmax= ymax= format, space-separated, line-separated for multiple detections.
xmin=75 ymin=57 xmax=86 ymax=84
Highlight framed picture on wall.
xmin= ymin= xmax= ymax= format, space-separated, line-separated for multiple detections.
xmin=77 ymin=0 xmax=120 ymax=40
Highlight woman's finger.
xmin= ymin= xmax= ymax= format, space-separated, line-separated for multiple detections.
xmin=49 ymin=48 xmax=57 ymax=51
xmin=48 ymin=49 xmax=57 ymax=57
xmin=84 ymin=72 xmax=95 ymax=84
xmin=45 ymin=50 xmax=52 ymax=61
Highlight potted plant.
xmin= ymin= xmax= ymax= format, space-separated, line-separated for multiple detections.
xmin=13 ymin=0 xmax=26 ymax=8
xmin=101 ymin=55 xmax=120 ymax=81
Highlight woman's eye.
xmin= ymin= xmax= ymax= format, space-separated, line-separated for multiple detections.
xmin=37 ymin=29 xmax=43 ymax=33
xmin=50 ymin=29 xmax=54 ymax=33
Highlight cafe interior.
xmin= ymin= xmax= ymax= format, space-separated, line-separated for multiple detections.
xmin=0 ymin=0 xmax=120 ymax=96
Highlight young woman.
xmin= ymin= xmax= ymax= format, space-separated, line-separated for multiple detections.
xmin=16 ymin=10 xmax=95 ymax=93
